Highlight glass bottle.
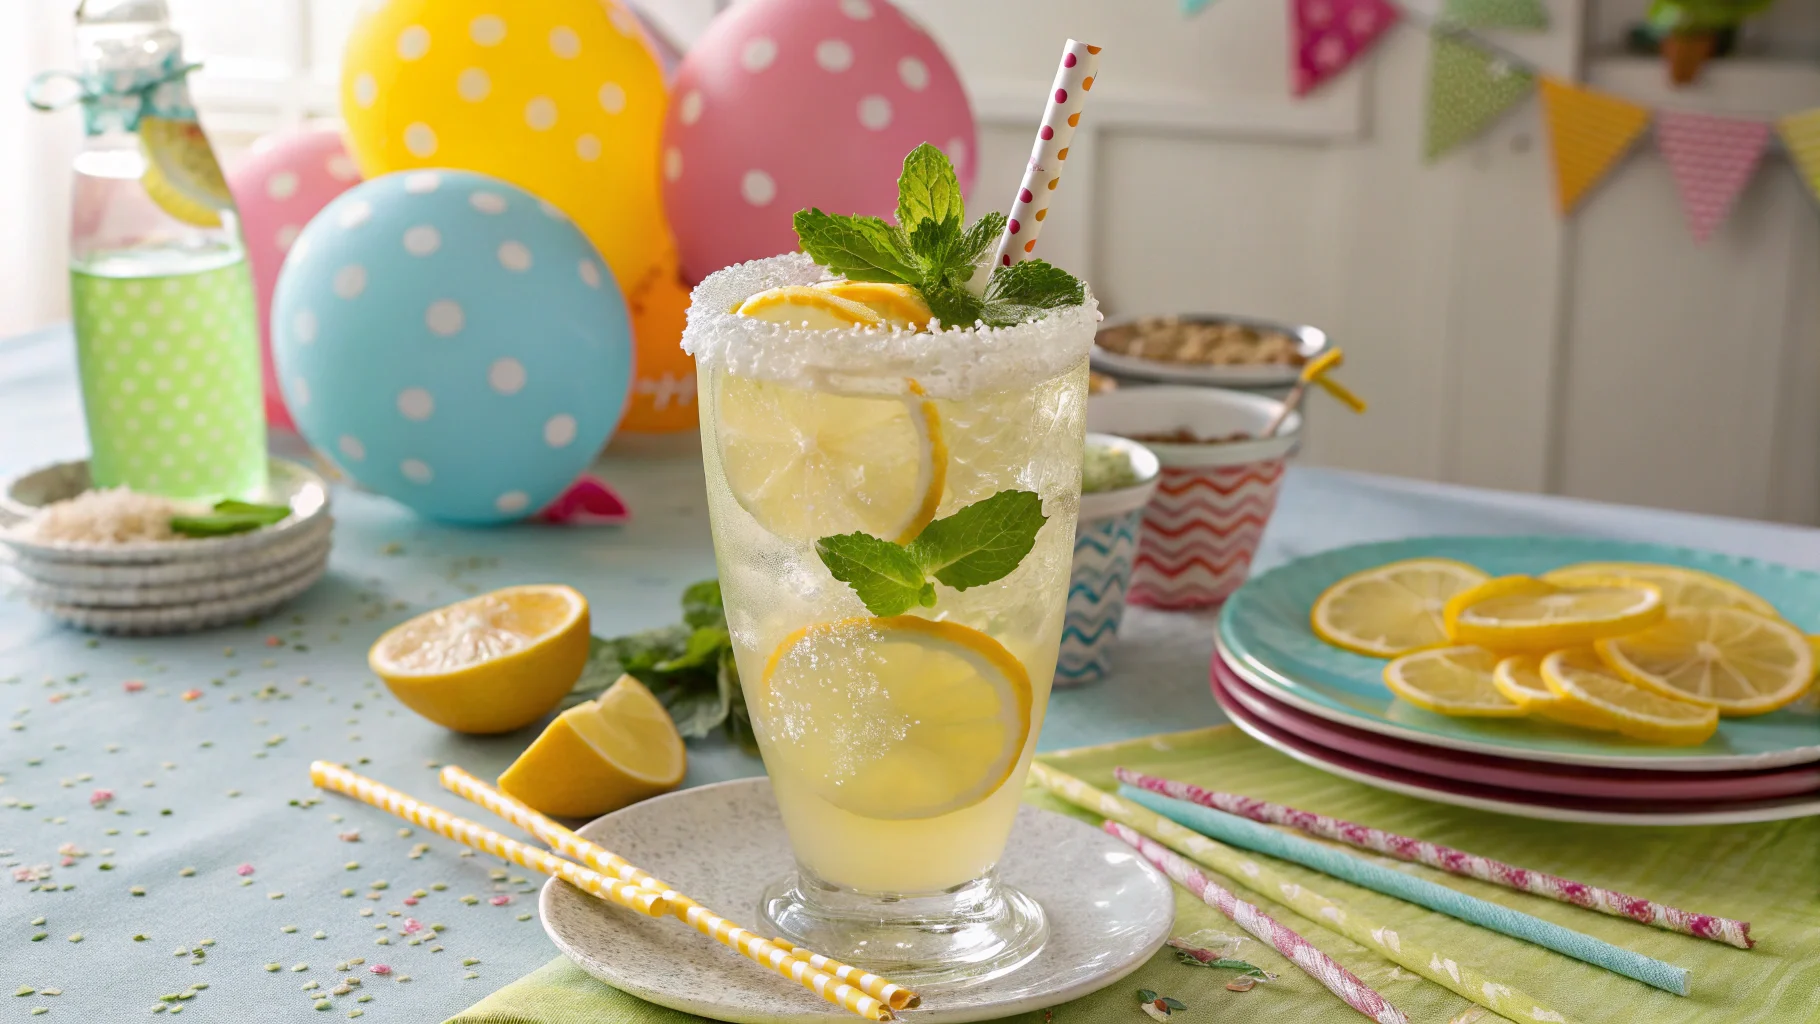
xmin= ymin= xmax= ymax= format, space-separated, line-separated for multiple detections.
xmin=61 ymin=0 xmax=266 ymax=498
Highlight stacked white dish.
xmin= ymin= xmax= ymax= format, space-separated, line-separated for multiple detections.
xmin=0 ymin=458 xmax=332 ymax=635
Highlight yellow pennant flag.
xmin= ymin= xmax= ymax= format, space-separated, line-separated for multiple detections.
xmin=1539 ymin=77 xmax=1652 ymax=215
xmin=1778 ymin=108 xmax=1820 ymax=204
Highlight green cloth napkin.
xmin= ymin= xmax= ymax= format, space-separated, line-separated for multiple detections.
xmin=449 ymin=725 xmax=1820 ymax=1024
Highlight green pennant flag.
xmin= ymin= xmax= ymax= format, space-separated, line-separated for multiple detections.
xmin=1424 ymin=33 xmax=1536 ymax=162
xmin=1442 ymin=0 xmax=1548 ymax=29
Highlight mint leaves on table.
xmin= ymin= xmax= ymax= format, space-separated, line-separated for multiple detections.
xmin=816 ymin=490 xmax=1048 ymax=617
xmin=792 ymin=143 xmax=1084 ymax=329
xmin=169 ymin=499 xmax=291 ymax=537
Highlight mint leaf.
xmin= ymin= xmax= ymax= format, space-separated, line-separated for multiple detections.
xmin=816 ymin=532 xmax=935 ymax=616
xmin=793 ymin=209 xmax=918 ymax=284
xmin=980 ymin=258 xmax=1084 ymax=327
xmin=896 ymin=143 xmax=964 ymax=235
xmin=921 ymin=279 xmax=984 ymax=329
xmin=955 ymin=211 xmax=1006 ymax=273
xmin=907 ymin=490 xmax=1047 ymax=591
xmin=908 ymin=218 xmax=959 ymax=279
xmin=654 ymin=625 xmax=728 ymax=673
xmin=681 ymin=579 xmax=724 ymax=629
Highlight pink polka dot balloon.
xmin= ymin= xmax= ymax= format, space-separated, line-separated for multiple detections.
xmin=661 ymin=0 xmax=976 ymax=283
xmin=227 ymin=123 xmax=364 ymax=431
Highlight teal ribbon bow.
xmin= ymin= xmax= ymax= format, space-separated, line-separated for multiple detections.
xmin=25 ymin=49 xmax=201 ymax=135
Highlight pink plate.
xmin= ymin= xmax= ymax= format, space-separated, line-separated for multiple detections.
xmin=1212 ymin=654 xmax=1820 ymax=804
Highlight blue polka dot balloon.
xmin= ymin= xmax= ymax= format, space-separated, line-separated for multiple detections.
xmin=272 ymin=169 xmax=631 ymax=524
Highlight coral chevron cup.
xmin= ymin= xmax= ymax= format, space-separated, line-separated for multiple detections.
xmin=1088 ymin=386 xmax=1301 ymax=610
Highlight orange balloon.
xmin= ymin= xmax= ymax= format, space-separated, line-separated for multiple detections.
xmin=617 ymin=262 xmax=697 ymax=434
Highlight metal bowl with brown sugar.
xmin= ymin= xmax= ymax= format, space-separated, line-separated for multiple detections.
xmin=1091 ymin=313 xmax=1329 ymax=389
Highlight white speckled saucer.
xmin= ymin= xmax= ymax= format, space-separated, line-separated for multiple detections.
xmin=542 ymin=778 xmax=1174 ymax=1024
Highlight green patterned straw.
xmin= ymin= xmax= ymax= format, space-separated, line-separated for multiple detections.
xmin=1030 ymin=762 xmax=1581 ymax=1024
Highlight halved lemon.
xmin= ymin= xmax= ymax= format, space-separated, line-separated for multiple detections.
xmin=812 ymin=280 xmax=932 ymax=330
xmin=1541 ymin=562 xmax=1780 ymax=619
xmin=1445 ymin=575 xmax=1665 ymax=651
xmin=760 ymin=616 xmax=1033 ymax=820
xmin=369 ymin=584 xmax=590 ymax=734
xmin=1382 ymin=645 xmax=1525 ymax=717
xmin=1310 ymin=558 xmax=1490 ymax=657
xmin=715 ymin=374 xmax=946 ymax=543
xmin=1541 ymin=648 xmax=1719 ymax=746
xmin=1594 ymin=607 xmax=1813 ymax=716
xmin=1492 ymin=653 xmax=1618 ymax=731
xmin=496 ymin=674 xmax=686 ymax=818
xmin=736 ymin=285 xmax=884 ymax=330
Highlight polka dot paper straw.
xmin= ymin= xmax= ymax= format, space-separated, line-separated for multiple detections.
xmin=437 ymin=767 xmax=905 ymax=1019
xmin=990 ymin=39 xmax=1102 ymax=270
xmin=307 ymin=762 xmax=667 ymax=918
xmin=1116 ymin=768 xmax=1753 ymax=950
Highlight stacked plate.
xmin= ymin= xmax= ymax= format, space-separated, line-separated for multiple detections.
xmin=0 ymin=458 xmax=332 ymax=635
xmin=1215 ymin=535 xmax=1820 ymax=825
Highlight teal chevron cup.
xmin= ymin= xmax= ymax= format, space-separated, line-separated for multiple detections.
xmin=1059 ymin=435 xmax=1161 ymax=686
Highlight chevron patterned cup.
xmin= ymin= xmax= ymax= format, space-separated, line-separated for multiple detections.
xmin=1059 ymin=435 xmax=1160 ymax=686
xmin=1087 ymin=387 xmax=1302 ymax=610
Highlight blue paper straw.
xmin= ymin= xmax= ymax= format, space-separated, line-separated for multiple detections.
xmin=1120 ymin=786 xmax=1690 ymax=996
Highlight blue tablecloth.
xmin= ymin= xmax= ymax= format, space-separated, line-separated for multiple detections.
xmin=5 ymin=324 xmax=1819 ymax=1022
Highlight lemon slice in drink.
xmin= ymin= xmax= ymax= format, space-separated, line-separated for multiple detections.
xmin=1541 ymin=648 xmax=1719 ymax=745
xmin=1382 ymin=645 xmax=1525 ymax=717
xmin=1594 ymin=607 xmax=1813 ymax=716
xmin=1444 ymin=575 xmax=1665 ymax=651
xmin=1541 ymin=562 xmax=1780 ymax=618
xmin=737 ymin=285 xmax=884 ymax=329
xmin=715 ymin=374 xmax=946 ymax=543
xmin=140 ymin=117 xmax=233 ymax=228
xmin=1492 ymin=653 xmax=1618 ymax=731
xmin=497 ymin=674 xmax=686 ymax=818
xmin=1310 ymin=558 xmax=1489 ymax=657
xmin=812 ymin=280 xmax=932 ymax=329
xmin=760 ymin=616 xmax=1033 ymax=820
xmin=369 ymin=584 xmax=590 ymax=734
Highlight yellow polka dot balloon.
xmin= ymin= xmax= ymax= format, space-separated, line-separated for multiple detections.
xmin=340 ymin=0 xmax=671 ymax=290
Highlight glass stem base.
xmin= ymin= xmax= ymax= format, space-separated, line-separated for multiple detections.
xmin=760 ymin=866 xmax=1048 ymax=992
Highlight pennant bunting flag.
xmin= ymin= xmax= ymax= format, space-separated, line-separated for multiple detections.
xmin=1538 ymin=76 xmax=1651 ymax=214
xmin=1423 ymin=33 xmax=1536 ymax=161
xmin=1181 ymin=0 xmax=1218 ymax=14
xmin=1778 ymin=108 xmax=1820 ymax=205
xmin=1291 ymin=0 xmax=1402 ymax=96
xmin=1655 ymin=111 xmax=1770 ymax=243
xmin=1442 ymin=0 xmax=1548 ymax=29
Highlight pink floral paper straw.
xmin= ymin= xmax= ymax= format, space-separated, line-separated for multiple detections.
xmin=1116 ymin=768 xmax=1753 ymax=950
xmin=990 ymin=39 xmax=1101 ymax=270
xmin=1106 ymin=821 xmax=1408 ymax=1024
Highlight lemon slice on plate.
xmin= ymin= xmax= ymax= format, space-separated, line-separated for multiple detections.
xmin=812 ymin=280 xmax=932 ymax=330
xmin=736 ymin=285 xmax=884 ymax=330
xmin=1444 ymin=575 xmax=1665 ymax=651
xmin=1492 ymin=653 xmax=1618 ymax=731
xmin=760 ymin=616 xmax=1033 ymax=820
xmin=1594 ymin=607 xmax=1814 ymax=716
xmin=1382 ymin=645 xmax=1525 ymax=717
xmin=1310 ymin=558 xmax=1490 ymax=657
xmin=369 ymin=584 xmax=590 ymax=734
xmin=1541 ymin=561 xmax=1780 ymax=618
xmin=715 ymin=374 xmax=946 ymax=543
xmin=1541 ymin=648 xmax=1719 ymax=746
xmin=497 ymin=674 xmax=686 ymax=818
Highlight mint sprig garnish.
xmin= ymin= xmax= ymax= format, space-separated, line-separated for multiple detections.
xmin=792 ymin=143 xmax=1083 ymax=329
xmin=815 ymin=490 xmax=1049 ymax=616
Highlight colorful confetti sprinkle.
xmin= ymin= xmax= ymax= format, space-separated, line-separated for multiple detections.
xmin=235 ymin=864 xmax=254 ymax=876
xmin=122 ymin=680 xmax=145 ymax=693
xmin=180 ymin=690 xmax=202 ymax=702
xmin=367 ymin=965 xmax=390 ymax=976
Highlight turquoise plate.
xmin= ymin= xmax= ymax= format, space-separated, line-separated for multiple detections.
xmin=1218 ymin=536 xmax=1820 ymax=770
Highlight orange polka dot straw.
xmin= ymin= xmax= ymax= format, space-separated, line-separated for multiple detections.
xmin=991 ymin=39 xmax=1103 ymax=271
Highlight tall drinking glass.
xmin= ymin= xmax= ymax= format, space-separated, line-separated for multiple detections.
xmin=686 ymin=254 xmax=1094 ymax=988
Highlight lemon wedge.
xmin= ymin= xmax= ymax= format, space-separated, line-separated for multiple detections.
xmin=1541 ymin=648 xmax=1719 ymax=745
xmin=736 ymin=285 xmax=884 ymax=330
xmin=140 ymin=117 xmax=232 ymax=228
xmin=812 ymin=280 xmax=932 ymax=330
xmin=760 ymin=616 xmax=1033 ymax=820
xmin=369 ymin=584 xmax=590 ymax=734
xmin=1310 ymin=558 xmax=1490 ymax=657
xmin=1594 ymin=607 xmax=1814 ymax=716
xmin=1444 ymin=575 xmax=1665 ymax=652
xmin=1541 ymin=562 xmax=1780 ymax=618
xmin=1382 ymin=645 xmax=1525 ymax=717
xmin=715 ymin=373 xmax=946 ymax=543
xmin=497 ymin=674 xmax=686 ymax=818
xmin=1492 ymin=653 xmax=1618 ymax=731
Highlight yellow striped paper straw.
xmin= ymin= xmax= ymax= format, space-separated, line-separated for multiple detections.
xmin=307 ymin=762 xmax=668 ymax=919
xmin=438 ymin=766 xmax=909 ymax=1018
xmin=772 ymin=941 xmax=922 ymax=1011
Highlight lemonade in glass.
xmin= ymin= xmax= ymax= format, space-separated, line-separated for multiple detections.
xmin=684 ymin=146 xmax=1095 ymax=986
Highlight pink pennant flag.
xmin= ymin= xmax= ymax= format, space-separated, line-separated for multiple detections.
xmin=1292 ymin=0 xmax=1402 ymax=96
xmin=1656 ymin=110 xmax=1771 ymax=243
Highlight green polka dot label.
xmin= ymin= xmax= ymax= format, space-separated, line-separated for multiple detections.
xmin=69 ymin=260 xmax=268 ymax=498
